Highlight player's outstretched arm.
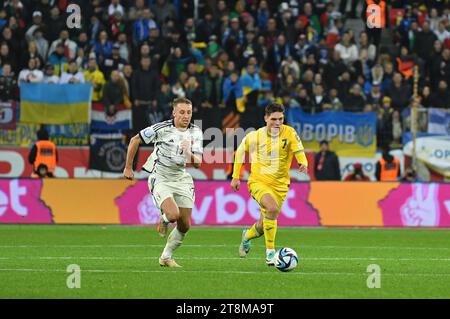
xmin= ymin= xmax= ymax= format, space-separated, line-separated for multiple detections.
xmin=123 ymin=134 xmax=142 ymax=180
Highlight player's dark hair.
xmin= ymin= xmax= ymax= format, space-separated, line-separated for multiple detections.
xmin=265 ymin=102 xmax=285 ymax=115
xmin=172 ymin=97 xmax=192 ymax=108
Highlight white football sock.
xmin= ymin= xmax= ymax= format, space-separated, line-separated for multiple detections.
xmin=161 ymin=213 xmax=170 ymax=224
xmin=161 ymin=228 xmax=186 ymax=260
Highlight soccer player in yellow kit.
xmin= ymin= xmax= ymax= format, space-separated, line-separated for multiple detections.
xmin=230 ymin=102 xmax=308 ymax=265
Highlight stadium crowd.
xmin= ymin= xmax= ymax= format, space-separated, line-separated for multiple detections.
xmin=0 ymin=0 xmax=449 ymax=150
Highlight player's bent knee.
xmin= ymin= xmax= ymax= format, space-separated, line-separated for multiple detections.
xmin=165 ymin=209 xmax=180 ymax=222
xmin=265 ymin=206 xmax=279 ymax=219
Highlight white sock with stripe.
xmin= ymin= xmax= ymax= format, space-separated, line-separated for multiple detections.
xmin=161 ymin=228 xmax=185 ymax=260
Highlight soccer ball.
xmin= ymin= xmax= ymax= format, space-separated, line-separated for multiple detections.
xmin=274 ymin=247 xmax=298 ymax=272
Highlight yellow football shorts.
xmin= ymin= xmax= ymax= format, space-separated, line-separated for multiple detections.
xmin=247 ymin=181 xmax=289 ymax=216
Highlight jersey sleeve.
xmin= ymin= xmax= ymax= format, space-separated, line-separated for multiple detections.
xmin=139 ymin=125 xmax=158 ymax=145
xmin=289 ymin=128 xmax=308 ymax=167
xmin=192 ymin=127 xmax=203 ymax=155
xmin=289 ymin=128 xmax=305 ymax=154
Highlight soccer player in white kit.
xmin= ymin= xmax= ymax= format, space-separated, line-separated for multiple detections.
xmin=123 ymin=97 xmax=203 ymax=267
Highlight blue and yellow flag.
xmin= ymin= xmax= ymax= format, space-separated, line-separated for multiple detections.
xmin=287 ymin=109 xmax=377 ymax=157
xmin=20 ymin=83 xmax=92 ymax=124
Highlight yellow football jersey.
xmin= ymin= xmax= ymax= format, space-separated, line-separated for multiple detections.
xmin=233 ymin=125 xmax=306 ymax=187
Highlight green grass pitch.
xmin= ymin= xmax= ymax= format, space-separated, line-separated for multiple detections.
xmin=0 ymin=225 xmax=449 ymax=298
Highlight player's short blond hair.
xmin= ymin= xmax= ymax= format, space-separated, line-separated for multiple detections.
xmin=172 ymin=97 xmax=192 ymax=109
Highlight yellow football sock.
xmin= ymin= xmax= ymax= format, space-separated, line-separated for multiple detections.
xmin=263 ymin=217 xmax=277 ymax=250
xmin=245 ymin=223 xmax=264 ymax=240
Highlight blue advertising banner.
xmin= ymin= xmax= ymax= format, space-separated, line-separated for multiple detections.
xmin=287 ymin=109 xmax=377 ymax=157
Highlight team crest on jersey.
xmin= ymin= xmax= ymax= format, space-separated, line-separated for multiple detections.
xmin=357 ymin=124 xmax=374 ymax=147
xmin=144 ymin=128 xmax=154 ymax=138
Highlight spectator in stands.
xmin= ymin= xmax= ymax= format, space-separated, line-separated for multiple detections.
xmin=327 ymin=88 xmax=343 ymax=111
xmin=430 ymin=48 xmax=450 ymax=90
xmin=414 ymin=21 xmax=437 ymax=70
xmin=337 ymin=71 xmax=352 ymax=103
xmin=185 ymin=76 xmax=202 ymax=120
xmin=103 ymin=70 xmax=124 ymax=117
xmin=379 ymin=61 xmax=393 ymax=90
xmin=158 ymin=82 xmax=174 ymax=119
xmin=334 ymin=31 xmax=358 ymax=66
xmin=108 ymin=0 xmax=125 ymax=17
xmin=278 ymin=90 xmax=300 ymax=110
xmin=308 ymin=84 xmax=329 ymax=114
xmin=151 ymin=0 xmax=177 ymax=26
xmin=268 ymin=34 xmax=291 ymax=75
xmin=430 ymin=80 xmax=450 ymax=109
xmin=18 ymin=58 xmax=43 ymax=84
xmin=434 ymin=20 xmax=450 ymax=43
xmin=100 ymin=43 xmax=127 ymax=79
xmin=116 ymin=32 xmax=130 ymax=63
xmin=131 ymin=55 xmax=160 ymax=132
xmin=222 ymin=70 xmax=244 ymax=131
xmin=314 ymin=140 xmax=341 ymax=181
xmin=377 ymin=96 xmax=394 ymax=147
xmin=42 ymin=63 xmax=59 ymax=84
xmin=0 ymin=42 xmax=16 ymax=73
xmin=29 ymin=28 xmax=48 ymax=62
xmin=132 ymin=7 xmax=157 ymax=47
xmin=60 ymin=60 xmax=85 ymax=84
xmin=25 ymin=11 xmax=46 ymax=43
xmin=201 ymin=64 xmax=224 ymax=131
xmin=241 ymin=63 xmax=262 ymax=129
xmin=344 ymin=163 xmax=370 ymax=181
xmin=47 ymin=42 xmax=68 ymax=76
xmin=48 ymin=29 xmax=77 ymax=61
xmin=420 ymin=85 xmax=433 ymax=108
xmin=28 ymin=126 xmax=57 ymax=178
xmin=128 ymin=0 xmax=146 ymax=22
xmin=339 ymin=0 xmax=358 ymax=19
xmin=84 ymin=54 xmax=106 ymax=102
xmin=46 ymin=6 xmax=65 ymax=44
xmin=0 ymin=63 xmax=17 ymax=101
xmin=21 ymin=41 xmax=44 ymax=71
xmin=375 ymin=146 xmax=401 ymax=181
xmin=324 ymin=50 xmax=348 ymax=90
xmin=1 ymin=27 xmax=21 ymax=73
xmin=344 ymin=83 xmax=366 ymax=112
xmin=385 ymin=72 xmax=411 ymax=111
xmin=391 ymin=110 xmax=403 ymax=148
xmin=366 ymin=83 xmax=383 ymax=106
xmin=358 ymin=31 xmax=377 ymax=65
xmin=120 ymin=63 xmax=133 ymax=104
xmin=94 ymin=30 xmax=113 ymax=65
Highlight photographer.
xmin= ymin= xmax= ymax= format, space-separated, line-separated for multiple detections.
xmin=344 ymin=163 xmax=370 ymax=181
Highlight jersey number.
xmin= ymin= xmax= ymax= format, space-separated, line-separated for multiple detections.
xmin=282 ymin=139 xmax=287 ymax=149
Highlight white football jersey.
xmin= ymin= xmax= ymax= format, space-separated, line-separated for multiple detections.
xmin=139 ymin=119 xmax=203 ymax=180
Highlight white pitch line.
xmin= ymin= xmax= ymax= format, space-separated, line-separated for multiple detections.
xmin=0 ymin=268 xmax=449 ymax=277
xmin=0 ymin=256 xmax=449 ymax=261
xmin=0 ymin=244 xmax=449 ymax=250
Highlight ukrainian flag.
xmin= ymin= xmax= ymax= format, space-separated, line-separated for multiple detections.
xmin=20 ymin=83 xmax=92 ymax=124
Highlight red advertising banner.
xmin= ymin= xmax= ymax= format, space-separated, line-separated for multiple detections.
xmin=0 ymin=147 xmax=315 ymax=180
xmin=0 ymin=101 xmax=16 ymax=130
